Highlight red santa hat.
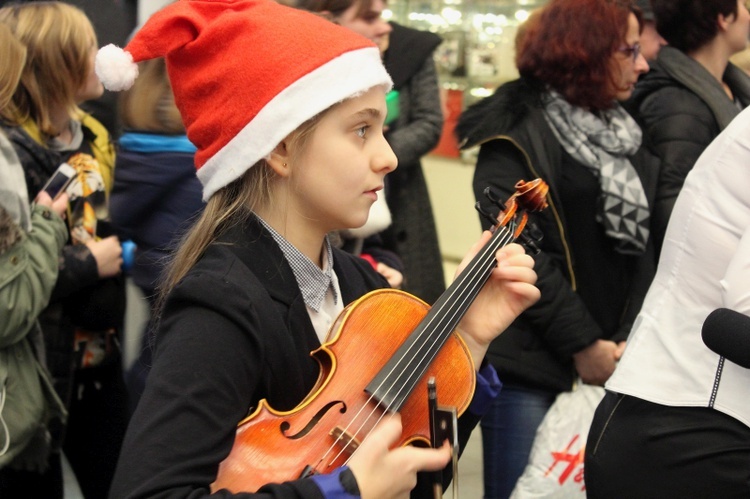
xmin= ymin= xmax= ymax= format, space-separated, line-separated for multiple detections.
xmin=96 ymin=0 xmax=392 ymax=200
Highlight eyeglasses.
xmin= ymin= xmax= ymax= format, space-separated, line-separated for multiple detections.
xmin=617 ymin=42 xmax=641 ymax=62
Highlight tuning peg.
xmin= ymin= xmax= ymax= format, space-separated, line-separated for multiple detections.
xmin=517 ymin=232 xmax=541 ymax=255
xmin=526 ymin=221 xmax=544 ymax=243
xmin=483 ymin=187 xmax=506 ymax=211
xmin=475 ymin=202 xmax=498 ymax=227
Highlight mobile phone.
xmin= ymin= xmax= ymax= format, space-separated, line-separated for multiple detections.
xmin=40 ymin=162 xmax=76 ymax=199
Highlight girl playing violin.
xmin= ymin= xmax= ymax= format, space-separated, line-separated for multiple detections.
xmin=96 ymin=1 xmax=540 ymax=497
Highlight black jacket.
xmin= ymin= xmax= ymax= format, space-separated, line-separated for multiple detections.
xmin=379 ymin=22 xmax=446 ymax=304
xmin=626 ymin=46 xmax=750 ymax=253
xmin=111 ymin=214 xmax=483 ymax=498
xmin=456 ymin=78 xmax=658 ymax=392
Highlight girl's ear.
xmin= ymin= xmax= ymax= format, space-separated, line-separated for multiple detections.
xmin=267 ymin=141 xmax=292 ymax=177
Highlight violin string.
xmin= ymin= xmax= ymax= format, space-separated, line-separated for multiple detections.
xmin=327 ymin=222 xmax=517 ymax=469
xmin=377 ymin=222 xmax=517 ymax=413
xmin=322 ymin=189 xmax=543 ymax=470
xmin=388 ymin=222 xmax=516 ymax=391
xmin=337 ymin=223 xmax=517 ymax=466
xmin=329 ymin=224 xmax=516 ymax=470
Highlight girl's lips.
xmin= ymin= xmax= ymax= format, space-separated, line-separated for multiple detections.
xmin=364 ymin=185 xmax=383 ymax=201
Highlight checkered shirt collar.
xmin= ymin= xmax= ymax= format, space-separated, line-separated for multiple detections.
xmin=257 ymin=216 xmax=338 ymax=312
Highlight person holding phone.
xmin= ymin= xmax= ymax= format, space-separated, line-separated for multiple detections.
xmin=0 ymin=21 xmax=68 ymax=493
xmin=0 ymin=3 xmax=128 ymax=497
xmin=39 ymin=163 xmax=76 ymax=201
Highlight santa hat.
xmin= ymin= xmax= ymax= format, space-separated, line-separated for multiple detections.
xmin=96 ymin=0 xmax=392 ymax=200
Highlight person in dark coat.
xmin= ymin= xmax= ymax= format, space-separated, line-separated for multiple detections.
xmin=94 ymin=1 xmax=540 ymax=497
xmin=626 ymin=0 xmax=750 ymax=255
xmin=109 ymin=57 xmax=205 ymax=413
xmin=455 ymin=1 xmax=657 ymax=496
xmin=380 ymin=20 xmax=446 ymax=304
xmin=634 ymin=0 xmax=666 ymax=61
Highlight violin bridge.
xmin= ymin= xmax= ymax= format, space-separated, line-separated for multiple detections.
xmin=330 ymin=426 xmax=361 ymax=454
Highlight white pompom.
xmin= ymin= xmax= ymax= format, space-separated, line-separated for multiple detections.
xmin=95 ymin=44 xmax=139 ymax=91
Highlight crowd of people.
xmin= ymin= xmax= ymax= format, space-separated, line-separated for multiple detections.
xmin=0 ymin=0 xmax=748 ymax=498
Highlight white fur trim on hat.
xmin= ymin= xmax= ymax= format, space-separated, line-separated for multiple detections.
xmin=95 ymin=44 xmax=139 ymax=91
xmin=196 ymin=46 xmax=391 ymax=200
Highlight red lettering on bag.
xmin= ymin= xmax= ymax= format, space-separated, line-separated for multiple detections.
xmin=544 ymin=434 xmax=586 ymax=489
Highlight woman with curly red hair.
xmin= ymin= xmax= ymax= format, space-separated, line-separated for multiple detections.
xmin=455 ymin=0 xmax=655 ymax=496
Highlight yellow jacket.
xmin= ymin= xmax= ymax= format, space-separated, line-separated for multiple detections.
xmin=19 ymin=114 xmax=116 ymax=193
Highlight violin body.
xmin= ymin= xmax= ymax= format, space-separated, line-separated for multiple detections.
xmin=212 ymin=178 xmax=550 ymax=493
xmin=212 ymin=288 xmax=475 ymax=493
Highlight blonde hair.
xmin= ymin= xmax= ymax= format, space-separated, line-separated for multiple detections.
xmin=0 ymin=23 xmax=25 ymax=111
xmin=120 ymin=58 xmax=185 ymax=134
xmin=0 ymin=2 xmax=97 ymax=135
xmin=156 ymin=111 xmax=325 ymax=313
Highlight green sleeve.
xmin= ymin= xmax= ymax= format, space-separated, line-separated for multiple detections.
xmin=0 ymin=204 xmax=67 ymax=346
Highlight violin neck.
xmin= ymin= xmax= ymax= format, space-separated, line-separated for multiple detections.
xmin=365 ymin=224 xmax=517 ymax=410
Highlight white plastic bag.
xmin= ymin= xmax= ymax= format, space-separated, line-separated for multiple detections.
xmin=510 ymin=383 xmax=605 ymax=499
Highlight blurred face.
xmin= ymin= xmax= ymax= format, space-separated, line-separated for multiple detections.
xmin=724 ymin=0 xmax=750 ymax=54
xmin=611 ymin=13 xmax=649 ymax=101
xmin=75 ymin=41 xmax=104 ymax=103
xmin=639 ymin=20 xmax=667 ymax=61
xmin=289 ymin=86 xmax=397 ymax=233
xmin=334 ymin=0 xmax=392 ymax=51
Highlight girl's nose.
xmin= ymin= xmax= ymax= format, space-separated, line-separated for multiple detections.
xmin=374 ymin=136 xmax=398 ymax=174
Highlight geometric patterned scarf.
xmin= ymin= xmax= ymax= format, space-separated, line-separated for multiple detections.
xmin=542 ymin=91 xmax=650 ymax=255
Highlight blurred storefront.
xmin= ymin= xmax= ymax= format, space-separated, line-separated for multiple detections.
xmin=386 ymin=0 xmax=547 ymax=157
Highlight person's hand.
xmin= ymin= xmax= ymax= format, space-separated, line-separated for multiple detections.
xmin=376 ymin=262 xmax=404 ymax=289
xmin=614 ymin=340 xmax=627 ymax=361
xmin=34 ymin=191 xmax=69 ymax=219
xmin=86 ymin=236 xmax=123 ymax=278
xmin=348 ymin=413 xmax=451 ymax=499
xmin=573 ymin=339 xmax=619 ymax=385
xmin=455 ymin=233 xmax=540 ymax=367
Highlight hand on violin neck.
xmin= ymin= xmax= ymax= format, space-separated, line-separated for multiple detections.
xmin=347 ymin=413 xmax=451 ymax=499
xmin=455 ymin=235 xmax=540 ymax=367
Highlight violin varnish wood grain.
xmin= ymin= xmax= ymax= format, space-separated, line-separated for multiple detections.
xmin=212 ymin=289 xmax=475 ymax=493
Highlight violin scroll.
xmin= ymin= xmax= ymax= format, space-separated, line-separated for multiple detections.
xmin=478 ymin=179 xmax=549 ymax=254
xmin=513 ymin=179 xmax=549 ymax=213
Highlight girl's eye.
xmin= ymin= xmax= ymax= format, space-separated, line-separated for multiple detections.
xmin=356 ymin=125 xmax=369 ymax=139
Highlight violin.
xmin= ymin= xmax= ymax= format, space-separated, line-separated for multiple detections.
xmin=212 ymin=179 xmax=549 ymax=493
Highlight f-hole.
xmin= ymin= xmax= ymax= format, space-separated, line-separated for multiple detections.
xmin=279 ymin=400 xmax=347 ymax=440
